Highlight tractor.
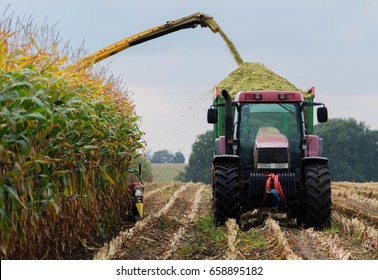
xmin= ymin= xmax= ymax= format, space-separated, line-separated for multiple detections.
xmin=207 ymin=88 xmax=331 ymax=228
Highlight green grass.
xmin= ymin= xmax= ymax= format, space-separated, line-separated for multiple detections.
xmin=325 ymin=221 xmax=341 ymax=234
xmin=151 ymin=163 xmax=187 ymax=182
xmin=239 ymin=230 xmax=268 ymax=250
xmin=196 ymin=214 xmax=225 ymax=242
xmin=176 ymin=213 xmax=226 ymax=258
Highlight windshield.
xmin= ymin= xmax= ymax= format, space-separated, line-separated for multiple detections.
xmin=238 ymin=103 xmax=301 ymax=169
xmin=239 ymin=103 xmax=299 ymax=139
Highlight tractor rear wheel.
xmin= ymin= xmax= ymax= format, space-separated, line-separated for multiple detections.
xmin=299 ymin=163 xmax=331 ymax=228
xmin=213 ymin=164 xmax=241 ymax=225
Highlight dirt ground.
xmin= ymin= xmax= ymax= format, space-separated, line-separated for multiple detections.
xmin=70 ymin=181 xmax=378 ymax=260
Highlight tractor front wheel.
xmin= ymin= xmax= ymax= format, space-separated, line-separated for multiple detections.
xmin=299 ymin=163 xmax=331 ymax=228
xmin=212 ymin=164 xmax=241 ymax=225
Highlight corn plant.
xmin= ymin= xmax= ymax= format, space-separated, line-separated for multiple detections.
xmin=0 ymin=14 xmax=144 ymax=259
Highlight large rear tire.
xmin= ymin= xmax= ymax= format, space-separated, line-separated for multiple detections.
xmin=213 ymin=164 xmax=241 ymax=225
xmin=299 ymin=163 xmax=331 ymax=228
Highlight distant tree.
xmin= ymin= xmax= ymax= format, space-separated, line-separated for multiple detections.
xmin=173 ymin=152 xmax=185 ymax=163
xmin=177 ymin=131 xmax=213 ymax=183
xmin=150 ymin=149 xmax=185 ymax=163
xmin=151 ymin=150 xmax=172 ymax=163
xmin=315 ymin=118 xmax=378 ymax=182
xmin=144 ymin=149 xmax=153 ymax=161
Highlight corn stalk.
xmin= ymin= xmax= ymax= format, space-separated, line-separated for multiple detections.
xmin=0 ymin=14 xmax=144 ymax=259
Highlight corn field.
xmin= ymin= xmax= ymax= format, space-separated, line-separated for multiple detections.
xmin=0 ymin=15 xmax=144 ymax=259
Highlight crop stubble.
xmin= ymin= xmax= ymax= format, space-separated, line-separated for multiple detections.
xmin=90 ymin=181 xmax=377 ymax=260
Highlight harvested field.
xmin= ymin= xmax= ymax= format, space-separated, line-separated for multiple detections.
xmin=76 ymin=181 xmax=377 ymax=260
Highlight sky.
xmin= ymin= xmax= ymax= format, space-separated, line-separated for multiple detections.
xmin=2 ymin=0 xmax=378 ymax=161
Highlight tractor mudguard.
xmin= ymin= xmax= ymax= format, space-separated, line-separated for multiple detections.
xmin=213 ymin=154 xmax=241 ymax=167
xmin=302 ymin=156 xmax=328 ymax=166
xmin=301 ymin=156 xmax=329 ymax=186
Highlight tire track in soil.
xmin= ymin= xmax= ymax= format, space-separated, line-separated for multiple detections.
xmin=237 ymin=210 xmax=302 ymax=260
xmin=159 ymin=184 xmax=205 ymax=260
xmin=236 ymin=210 xmax=281 ymax=260
xmin=93 ymin=182 xmax=188 ymax=260
xmin=101 ymin=183 xmax=202 ymax=260
xmin=66 ymin=182 xmax=173 ymax=260
xmin=144 ymin=183 xmax=172 ymax=199
xmin=168 ymin=186 xmax=230 ymax=260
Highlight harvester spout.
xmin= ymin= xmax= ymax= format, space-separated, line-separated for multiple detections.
xmin=197 ymin=13 xmax=220 ymax=33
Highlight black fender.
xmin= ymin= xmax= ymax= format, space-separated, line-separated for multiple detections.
xmin=301 ymin=156 xmax=329 ymax=184
xmin=213 ymin=155 xmax=243 ymax=183
xmin=213 ymin=155 xmax=241 ymax=167
xmin=302 ymin=156 xmax=328 ymax=166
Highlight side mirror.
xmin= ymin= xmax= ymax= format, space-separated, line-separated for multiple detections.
xmin=317 ymin=107 xmax=328 ymax=123
xmin=207 ymin=108 xmax=218 ymax=124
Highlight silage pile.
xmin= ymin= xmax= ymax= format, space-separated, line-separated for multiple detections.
xmin=218 ymin=62 xmax=302 ymax=96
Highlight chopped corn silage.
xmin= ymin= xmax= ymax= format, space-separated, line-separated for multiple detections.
xmin=218 ymin=62 xmax=304 ymax=96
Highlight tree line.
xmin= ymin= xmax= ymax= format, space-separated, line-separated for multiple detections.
xmin=178 ymin=118 xmax=378 ymax=183
xmin=149 ymin=149 xmax=185 ymax=164
xmin=315 ymin=118 xmax=378 ymax=182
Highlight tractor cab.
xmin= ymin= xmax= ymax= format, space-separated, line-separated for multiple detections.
xmin=234 ymin=92 xmax=304 ymax=174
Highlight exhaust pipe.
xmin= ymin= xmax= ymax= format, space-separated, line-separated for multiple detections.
xmin=222 ymin=89 xmax=233 ymax=155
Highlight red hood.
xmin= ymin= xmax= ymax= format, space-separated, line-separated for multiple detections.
xmin=254 ymin=127 xmax=289 ymax=149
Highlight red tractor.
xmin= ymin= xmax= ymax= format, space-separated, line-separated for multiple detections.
xmin=207 ymin=89 xmax=331 ymax=228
